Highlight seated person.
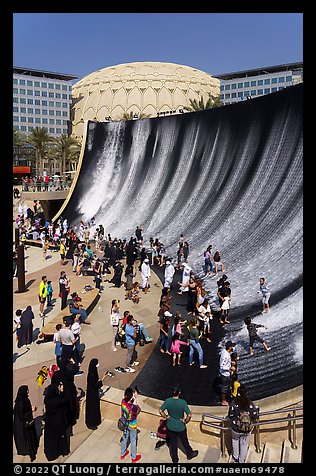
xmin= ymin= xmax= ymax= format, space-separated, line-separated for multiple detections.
xmin=131 ymin=282 xmax=140 ymax=304
xmin=68 ymin=292 xmax=90 ymax=324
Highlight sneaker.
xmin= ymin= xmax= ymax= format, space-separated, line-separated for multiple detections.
xmin=120 ymin=450 xmax=129 ymax=460
xmin=200 ymin=364 xmax=208 ymax=369
xmin=187 ymin=450 xmax=199 ymax=460
xmin=131 ymin=361 xmax=140 ymax=366
xmin=132 ymin=454 xmax=142 ymax=463
xmin=74 ymin=370 xmax=84 ymax=376
xmin=125 ymin=367 xmax=136 ymax=373
xmin=112 ymin=347 xmax=118 ymax=352
xmin=146 ymin=337 xmax=153 ymax=342
xmin=115 ymin=366 xmax=123 ymax=373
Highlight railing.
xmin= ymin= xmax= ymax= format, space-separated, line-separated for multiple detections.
xmin=201 ymin=406 xmax=303 ymax=457
xmin=22 ymin=180 xmax=72 ymax=192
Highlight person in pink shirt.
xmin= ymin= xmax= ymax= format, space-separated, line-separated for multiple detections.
xmin=170 ymin=332 xmax=189 ymax=366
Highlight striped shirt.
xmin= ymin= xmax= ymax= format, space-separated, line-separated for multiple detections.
xmin=121 ymin=399 xmax=140 ymax=429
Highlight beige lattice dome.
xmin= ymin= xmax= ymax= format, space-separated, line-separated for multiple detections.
xmin=71 ymin=61 xmax=220 ymax=138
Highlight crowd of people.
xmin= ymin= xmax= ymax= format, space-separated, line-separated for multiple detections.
xmin=13 ymin=215 xmax=272 ymax=464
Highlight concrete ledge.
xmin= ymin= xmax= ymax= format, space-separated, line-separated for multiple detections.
xmin=21 ymin=190 xmax=69 ymax=201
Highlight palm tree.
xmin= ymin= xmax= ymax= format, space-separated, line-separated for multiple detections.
xmin=53 ymin=134 xmax=81 ymax=179
xmin=120 ymin=111 xmax=149 ymax=121
xmin=27 ymin=127 xmax=52 ymax=176
xmin=184 ymin=94 xmax=222 ymax=112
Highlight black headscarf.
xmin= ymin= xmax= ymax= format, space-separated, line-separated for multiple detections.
xmin=87 ymin=358 xmax=99 ymax=384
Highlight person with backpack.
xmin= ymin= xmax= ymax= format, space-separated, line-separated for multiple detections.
xmin=228 ymin=384 xmax=259 ymax=463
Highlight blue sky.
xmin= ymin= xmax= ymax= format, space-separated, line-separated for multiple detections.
xmin=13 ymin=13 xmax=303 ymax=80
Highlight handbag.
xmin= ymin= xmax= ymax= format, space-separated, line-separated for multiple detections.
xmin=117 ymin=416 xmax=128 ymax=431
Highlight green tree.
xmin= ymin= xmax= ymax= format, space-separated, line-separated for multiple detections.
xmin=184 ymin=94 xmax=222 ymax=112
xmin=27 ymin=127 xmax=52 ymax=176
xmin=53 ymin=134 xmax=81 ymax=179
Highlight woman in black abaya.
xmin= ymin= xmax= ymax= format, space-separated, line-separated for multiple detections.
xmin=85 ymin=358 xmax=107 ymax=430
xmin=13 ymin=385 xmax=39 ymax=462
xmin=17 ymin=306 xmax=34 ymax=348
xmin=43 ymin=382 xmax=71 ymax=461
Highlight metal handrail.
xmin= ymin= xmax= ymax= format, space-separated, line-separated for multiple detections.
xmin=201 ymin=406 xmax=303 ymax=457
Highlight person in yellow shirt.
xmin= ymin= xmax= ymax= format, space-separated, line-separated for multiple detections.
xmin=38 ymin=276 xmax=48 ymax=317
xmin=59 ymin=240 xmax=66 ymax=266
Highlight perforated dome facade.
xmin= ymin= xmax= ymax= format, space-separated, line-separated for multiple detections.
xmin=71 ymin=61 xmax=220 ymax=138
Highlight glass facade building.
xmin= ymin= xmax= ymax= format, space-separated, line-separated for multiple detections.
xmin=215 ymin=62 xmax=303 ymax=105
xmin=13 ymin=67 xmax=79 ymax=137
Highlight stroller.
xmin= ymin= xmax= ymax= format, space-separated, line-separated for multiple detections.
xmin=116 ymin=321 xmax=146 ymax=348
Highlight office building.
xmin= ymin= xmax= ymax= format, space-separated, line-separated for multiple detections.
xmin=214 ymin=62 xmax=303 ymax=105
xmin=13 ymin=66 xmax=79 ymax=137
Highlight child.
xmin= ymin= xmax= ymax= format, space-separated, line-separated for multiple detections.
xmin=47 ymin=280 xmax=53 ymax=307
xmin=244 ymin=317 xmax=271 ymax=355
xmin=131 ymin=282 xmax=140 ymax=304
xmin=53 ymin=324 xmax=62 ymax=366
xmin=199 ymin=311 xmax=212 ymax=343
xmin=170 ymin=332 xmax=189 ymax=366
xmin=171 ymin=311 xmax=187 ymax=336
xmin=13 ymin=309 xmax=22 ymax=342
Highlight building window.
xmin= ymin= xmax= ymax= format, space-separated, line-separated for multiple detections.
xmin=56 ymin=128 xmax=61 ymax=134
xmin=244 ymin=81 xmax=249 ymax=88
xmin=56 ymin=101 xmax=61 ymax=107
xmin=258 ymin=89 xmax=263 ymax=95
xmin=231 ymin=92 xmax=237 ymax=98
xmin=286 ymin=75 xmax=292 ymax=82
xmin=264 ymin=88 xmax=270 ymax=94
xmin=62 ymin=111 xmax=68 ymax=117
xmin=56 ymin=119 xmax=61 ymax=125
xmin=42 ymin=100 xmax=47 ymax=106
xmin=55 ymin=84 xmax=61 ymax=90
xmin=238 ymin=82 xmax=243 ymax=88
xmin=258 ymin=80 xmax=263 ymax=86
xmin=220 ymin=85 xmax=224 ymax=91
xmin=55 ymin=93 xmax=61 ymax=98
xmin=19 ymin=79 xmax=25 ymax=86
xmin=49 ymin=83 xmax=54 ymax=89
xmin=62 ymin=103 xmax=67 ymax=108
xmin=13 ymin=87 xmax=18 ymax=94
xmin=49 ymin=101 xmax=54 ymax=107
xmin=231 ymin=84 xmax=237 ymax=90
xmin=49 ymin=128 xmax=55 ymax=134
xmin=62 ymin=94 xmax=68 ymax=100
xmin=35 ymin=108 xmax=40 ymax=114
xmin=279 ymin=86 xmax=284 ymax=90
xmin=13 ymin=106 xmax=18 ymax=113
xmin=13 ymin=116 xmax=19 ymax=122
xmin=20 ymin=116 xmax=26 ymax=122
xmin=21 ymin=126 xmax=27 ymax=131
xmin=271 ymin=87 xmax=278 ymax=92
xmin=68 ymin=85 xmax=72 ymax=91
xmin=224 ymin=84 xmax=231 ymax=90
xmin=13 ymin=78 xmax=18 ymax=85
xmin=42 ymin=109 xmax=47 ymax=115
xmin=48 ymin=92 xmax=54 ymax=98
xmin=28 ymin=117 xmax=34 ymax=123
xmin=35 ymin=118 xmax=41 ymax=123
xmin=41 ymin=82 xmax=47 ymax=88
xmin=28 ymin=108 xmax=34 ymax=114
xmin=27 ymin=80 xmax=33 ymax=86
xmin=42 ymin=118 xmax=48 ymax=124
xmin=27 ymin=90 xmax=33 ymax=96
xmin=20 ymin=88 xmax=26 ymax=95
xmin=244 ymin=90 xmax=249 ymax=96
xmin=251 ymin=80 xmax=256 ymax=87
xmin=225 ymin=93 xmax=230 ymax=98
xmin=238 ymin=92 xmax=243 ymax=98
xmin=34 ymin=81 xmax=40 ymax=87
xmin=27 ymin=99 xmax=33 ymax=105
xmin=271 ymin=77 xmax=278 ymax=84
xmin=62 ymin=85 xmax=67 ymax=91
xmin=264 ymin=79 xmax=270 ymax=85
xmin=20 ymin=107 xmax=26 ymax=113
xmin=34 ymin=90 xmax=41 ymax=96
xmin=49 ymin=119 xmax=54 ymax=124
xmin=13 ymin=97 xmax=18 ymax=103
xmin=49 ymin=110 xmax=54 ymax=116
xmin=35 ymin=99 xmax=41 ymax=105
xmin=42 ymin=91 xmax=47 ymax=97
xmin=63 ymin=128 xmax=68 ymax=134
xmin=251 ymin=90 xmax=256 ymax=96
xmin=20 ymin=98 xmax=26 ymax=104
xmin=278 ymin=77 xmax=285 ymax=83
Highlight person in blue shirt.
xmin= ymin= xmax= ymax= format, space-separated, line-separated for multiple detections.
xmin=258 ymin=277 xmax=271 ymax=313
xmin=124 ymin=315 xmax=139 ymax=373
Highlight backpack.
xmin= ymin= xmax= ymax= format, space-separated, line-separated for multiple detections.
xmin=235 ymin=410 xmax=253 ymax=433
xmin=117 ymin=415 xmax=128 ymax=431
xmin=36 ymin=366 xmax=49 ymax=386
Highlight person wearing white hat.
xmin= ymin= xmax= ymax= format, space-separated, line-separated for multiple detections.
xmin=164 ymin=260 xmax=175 ymax=289
xmin=159 ymin=310 xmax=172 ymax=354
xmin=177 ymin=263 xmax=191 ymax=295
xmin=141 ymin=258 xmax=151 ymax=293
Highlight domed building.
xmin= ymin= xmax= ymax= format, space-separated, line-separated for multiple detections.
xmin=71 ymin=61 xmax=220 ymax=138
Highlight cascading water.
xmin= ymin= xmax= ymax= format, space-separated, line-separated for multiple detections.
xmin=60 ymin=84 xmax=302 ymax=403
